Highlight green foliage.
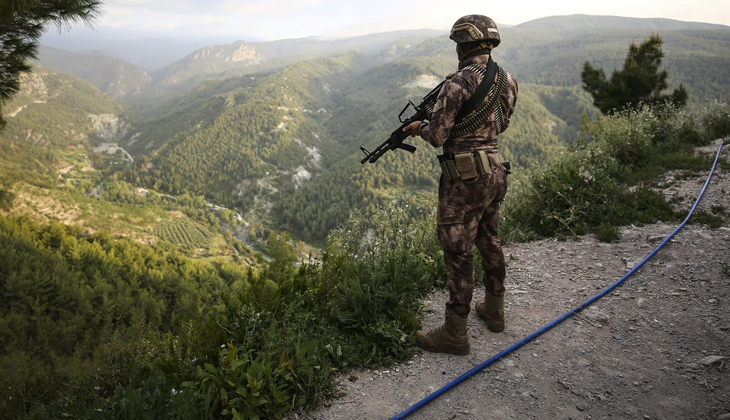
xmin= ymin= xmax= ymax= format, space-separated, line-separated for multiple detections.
xmin=0 ymin=137 xmax=58 ymax=188
xmin=124 ymin=53 xmax=362 ymax=207
xmin=689 ymin=210 xmax=726 ymax=228
xmin=179 ymin=341 xmax=320 ymax=420
xmin=0 ymin=212 xmax=252 ymax=417
xmin=328 ymin=198 xmax=446 ymax=364
xmin=581 ymin=34 xmax=688 ymax=114
xmin=2 ymin=67 xmax=132 ymax=148
xmin=0 ymin=0 xmax=102 ymax=130
xmin=155 ymin=217 xmax=215 ymax=249
xmin=0 ymin=188 xmax=15 ymax=210
xmin=0 ymin=198 xmax=443 ymax=418
xmin=502 ymin=103 xmax=729 ymax=241
xmin=0 ymin=215 xmax=236 ymax=358
xmin=88 ymin=376 xmax=182 ymax=420
xmin=701 ymin=102 xmax=730 ymax=140
xmin=265 ymin=232 xmax=297 ymax=283
xmin=596 ymin=222 xmax=621 ymax=243
xmin=494 ymin=25 xmax=730 ymax=109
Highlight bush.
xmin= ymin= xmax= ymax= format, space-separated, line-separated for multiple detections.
xmin=596 ymin=222 xmax=621 ymax=243
xmin=502 ymin=103 xmax=729 ymax=241
xmin=701 ymin=102 xmax=730 ymax=140
xmin=328 ymin=198 xmax=446 ymax=364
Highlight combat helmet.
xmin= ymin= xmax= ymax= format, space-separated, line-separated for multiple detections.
xmin=450 ymin=15 xmax=500 ymax=60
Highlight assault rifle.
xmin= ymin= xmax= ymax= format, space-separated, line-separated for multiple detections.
xmin=360 ymin=81 xmax=445 ymax=164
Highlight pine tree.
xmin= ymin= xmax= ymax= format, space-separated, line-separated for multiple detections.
xmin=581 ymin=34 xmax=688 ymax=114
xmin=0 ymin=0 xmax=102 ymax=131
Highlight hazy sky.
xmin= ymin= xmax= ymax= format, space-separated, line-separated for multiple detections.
xmin=46 ymin=0 xmax=729 ymax=41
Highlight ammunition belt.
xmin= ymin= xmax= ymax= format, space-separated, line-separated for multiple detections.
xmin=449 ymin=65 xmax=508 ymax=139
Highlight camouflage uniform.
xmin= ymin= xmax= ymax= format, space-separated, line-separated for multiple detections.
xmin=420 ymin=52 xmax=518 ymax=318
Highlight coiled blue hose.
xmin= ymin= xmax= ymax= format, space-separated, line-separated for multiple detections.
xmin=391 ymin=139 xmax=727 ymax=420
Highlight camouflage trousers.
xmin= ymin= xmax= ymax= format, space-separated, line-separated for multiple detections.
xmin=437 ymin=153 xmax=508 ymax=318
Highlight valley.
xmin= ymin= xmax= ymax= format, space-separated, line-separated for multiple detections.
xmin=1 ymin=14 xmax=730 ymax=419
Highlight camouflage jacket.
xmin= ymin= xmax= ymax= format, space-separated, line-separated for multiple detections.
xmin=420 ymin=53 xmax=518 ymax=154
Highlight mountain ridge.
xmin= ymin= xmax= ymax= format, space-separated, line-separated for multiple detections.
xmin=513 ymin=14 xmax=730 ymax=32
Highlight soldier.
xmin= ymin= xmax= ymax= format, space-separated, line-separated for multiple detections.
xmin=403 ymin=14 xmax=518 ymax=355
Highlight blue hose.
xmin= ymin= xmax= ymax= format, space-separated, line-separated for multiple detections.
xmin=391 ymin=139 xmax=727 ymax=420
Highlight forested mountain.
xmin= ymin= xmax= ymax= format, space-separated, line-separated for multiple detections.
xmin=114 ymin=44 xmax=599 ymax=242
xmin=15 ymin=14 xmax=730 ymax=246
xmin=1 ymin=66 xmax=133 ymax=149
xmin=121 ymin=30 xmax=443 ymax=117
xmin=37 ymin=46 xmax=152 ymax=99
xmin=152 ymin=30 xmax=443 ymax=87
xmin=122 ymin=52 xmax=370 ymax=212
xmin=0 ymin=66 xmax=138 ymax=212
xmin=151 ymin=41 xmax=267 ymax=86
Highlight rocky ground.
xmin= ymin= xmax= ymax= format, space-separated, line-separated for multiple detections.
xmin=302 ymin=140 xmax=730 ymax=420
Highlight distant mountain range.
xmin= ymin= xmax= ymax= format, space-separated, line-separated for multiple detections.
xmin=7 ymin=14 xmax=730 ymax=243
xmin=512 ymin=15 xmax=729 ymax=32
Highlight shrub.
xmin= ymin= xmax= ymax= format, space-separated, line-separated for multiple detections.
xmin=501 ymin=103 xmax=729 ymax=241
xmin=701 ymin=102 xmax=730 ymax=140
xmin=596 ymin=222 xmax=621 ymax=243
xmin=328 ymin=198 xmax=446 ymax=364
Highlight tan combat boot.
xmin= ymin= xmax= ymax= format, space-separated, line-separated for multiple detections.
xmin=415 ymin=312 xmax=470 ymax=355
xmin=476 ymin=291 xmax=505 ymax=332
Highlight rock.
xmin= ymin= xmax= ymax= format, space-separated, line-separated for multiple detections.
xmin=717 ymin=413 xmax=730 ymax=420
xmin=685 ymin=363 xmax=701 ymax=372
xmin=698 ymin=356 xmax=725 ymax=367
xmin=698 ymin=231 xmax=713 ymax=240
xmin=583 ymin=307 xmax=610 ymax=324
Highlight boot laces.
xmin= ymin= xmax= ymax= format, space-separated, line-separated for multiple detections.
xmin=426 ymin=323 xmax=447 ymax=338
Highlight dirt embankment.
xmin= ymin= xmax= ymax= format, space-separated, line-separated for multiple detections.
xmin=304 ymin=141 xmax=730 ymax=420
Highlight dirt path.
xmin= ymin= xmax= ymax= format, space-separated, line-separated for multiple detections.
xmin=303 ymin=141 xmax=730 ymax=420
